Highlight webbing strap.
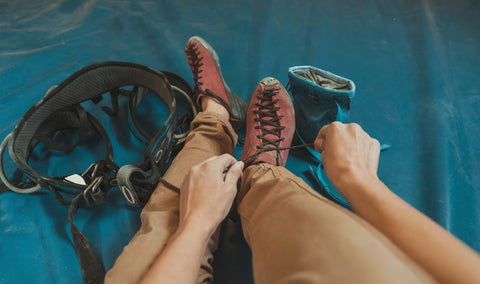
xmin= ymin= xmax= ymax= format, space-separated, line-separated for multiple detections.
xmin=0 ymin=62 xmax=196 ymax=284
xmin=68 ymin=195 xmax=105 ymax=284
xmin=10 ymin=62 xmax=175 ymax=186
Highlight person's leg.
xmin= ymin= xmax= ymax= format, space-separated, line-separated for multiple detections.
xmin=239 ymin=77 xmax=435 ymax=283
xmin=238 ymin=164 xmax=435 ymax=283
xmin=106 ymin=36 xmax=247 ymax=283
xmin=105 ymin=110 xmax=237 ymax=284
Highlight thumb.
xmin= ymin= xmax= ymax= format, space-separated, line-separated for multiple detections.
xmin=314 ymin=137 xmax=326 ymax=153
xmin=314 ymin=124 xmax=329 ymax=153
xmin=224 ymin=161 xmax=244 ymax=185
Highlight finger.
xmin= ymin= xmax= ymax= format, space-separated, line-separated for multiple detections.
xmin=205 ymin=155 xmax=218 ymax=162
xmin=197 ymin=155 xmax=218 ymax=167
xmin=315 ymin=124 xmax=330 ymax=152
xmin=317 ymin=121 xmax=345 ymax=139
xmin=316 ymin=124 xmax=330 ymax=140
xmin=314 ymin=137 xmax=325 ymax=153
xmin=213 ymin=153 xmax=238 ymax=167
xmin=224 ymin=161 xmax=244 ymax=185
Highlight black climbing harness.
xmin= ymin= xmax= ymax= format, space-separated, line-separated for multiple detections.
xmin=0 ymin=62 xmax=196 ymax=284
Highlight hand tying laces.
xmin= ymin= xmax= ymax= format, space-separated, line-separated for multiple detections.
xmin=156 ymin=86 xmax=313 ymax=196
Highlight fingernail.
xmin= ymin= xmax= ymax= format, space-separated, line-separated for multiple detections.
xmin=238 ymin=161 xmax=244 ymax=170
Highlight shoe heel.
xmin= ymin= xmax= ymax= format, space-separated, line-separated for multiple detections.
xmin=226 ymin=88 xmax=247 ymax=130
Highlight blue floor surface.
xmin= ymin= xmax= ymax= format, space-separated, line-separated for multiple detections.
xmin=0 ymin=1 xmax=479 ymax=283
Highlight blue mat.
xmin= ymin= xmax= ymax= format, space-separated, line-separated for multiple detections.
xmin=1 ymin=1 xmax=479 ymax=283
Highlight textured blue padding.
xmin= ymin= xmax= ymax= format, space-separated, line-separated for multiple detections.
xmin=1 ymin=1 xmax=479 ymax=283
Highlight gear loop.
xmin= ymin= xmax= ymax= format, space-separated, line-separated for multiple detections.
xmin=0 ymin=133 xmax=42 ymax=194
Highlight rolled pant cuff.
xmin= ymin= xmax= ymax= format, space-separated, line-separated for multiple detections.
xmin=190 ymin=111 xmax=238 ymax=148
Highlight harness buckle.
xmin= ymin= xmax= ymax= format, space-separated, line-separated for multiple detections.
xmin=117 ymin=165 xmax=149 ymax=207
xmin=82 ymin=176 xmax=106 ymax=206
xmin=81 ymin=162 xmax=100 ymax=184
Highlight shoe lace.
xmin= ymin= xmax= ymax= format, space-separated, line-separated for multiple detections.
xmin=185 ymin=44 xmax=312 ymax=166
xmin=185 ymin=42 xmax=232 ymax=114
xmin=255 ymin=86 xmax=285 ymax=147
xmin=242 ymin=87 xmax=313 ymax=167
xmin=185 ymin=43 xmax=204 ymax=91
xmin=153 ymin=83 xmax=313 ymax=210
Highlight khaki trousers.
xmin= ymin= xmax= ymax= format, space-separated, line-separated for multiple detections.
xmin=105 ymin=111 xmax=435 ymax=284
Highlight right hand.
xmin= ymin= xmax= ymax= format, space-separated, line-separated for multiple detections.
xmin=178 ymin=154 xmax=243 ymax=235
xmin=314 ymin=122 xmax=380 ymax=189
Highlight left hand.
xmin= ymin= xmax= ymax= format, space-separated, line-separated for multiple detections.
xmin=178 ymin=154 xmax=244 ymax=235
xmin=314 ymin=122 xmax=380 ymax=190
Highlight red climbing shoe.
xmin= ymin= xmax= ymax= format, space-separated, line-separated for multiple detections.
xmin=185 ymin=36 xmax=247 ymax=130
xmin=241 ymin=77 xmax=295 ymax=167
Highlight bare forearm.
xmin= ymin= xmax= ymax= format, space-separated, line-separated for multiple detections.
xmin=140 ymin=219 xmax=212 ymax=284
xmin=139 ymin=156 xmax=242 ymax=284
xmin=341 ymin=175 xmax=480 ymax=284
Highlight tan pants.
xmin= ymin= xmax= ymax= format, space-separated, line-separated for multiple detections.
xmin=105 ymin=112 xmax=435 ymax=284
